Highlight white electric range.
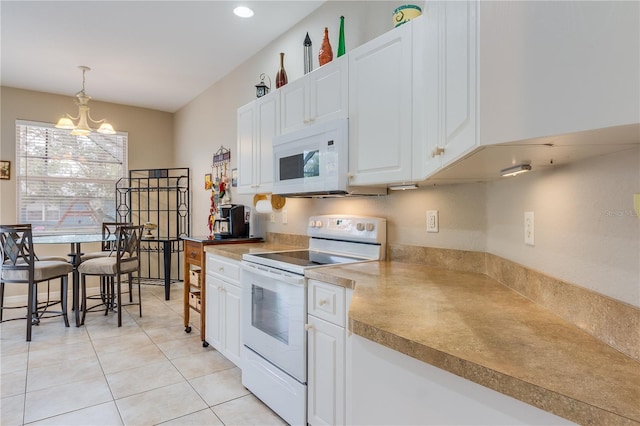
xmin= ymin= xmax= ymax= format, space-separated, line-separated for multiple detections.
xmin=240 ymin=214 xmax=386 ymax=425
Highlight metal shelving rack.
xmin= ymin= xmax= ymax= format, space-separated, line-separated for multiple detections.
xmin=115 ymin=168 xmax=190 ymax=286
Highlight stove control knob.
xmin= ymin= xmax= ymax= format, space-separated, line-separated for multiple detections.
xmin=314 ymin=220 xmax=323 ymax=228
xmin=356 ymin=223 xmax=365 ymax=231
xmin=366 ymin=223 xmax=375 ymax=232
xmin=308 ymin=220 xmax=316 ymax=228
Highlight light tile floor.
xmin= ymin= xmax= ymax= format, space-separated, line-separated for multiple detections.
xmin=0 ymin=283 xmax=287 ymax=426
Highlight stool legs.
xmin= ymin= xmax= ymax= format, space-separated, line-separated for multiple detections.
xmin=61 ymin=276 xmax=70 ymax=328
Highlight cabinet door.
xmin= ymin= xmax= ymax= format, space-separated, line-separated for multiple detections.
xmin=307 ymin=315 xmax=345 ymax=426
xmin=237 ymin=102 xmax=256 ymax=194
xmin=280 ymin=77 xmax=308 ymax=134
xmin=439 ymin=0 xmax=477 ymax=169
xmin=222 ymin=282 xmax=242 ymax=367
xmin=309 ymin=56 xmax=348 ymax=127
xmin=348 ymin=23 xmax=413 ymax=186
xmin=281 ymin=57 xmax=348 ymax=136
xmin=205 ymin=275 xmax=223 ymax=349
xmin=255 ymin=92 xmax=279 ymax=193
xmin=418 ymin=2 xmax=478 ymax=179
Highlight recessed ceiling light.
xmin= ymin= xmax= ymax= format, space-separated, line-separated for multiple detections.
xmin=234 ymin=6 xmax=254 ymax=18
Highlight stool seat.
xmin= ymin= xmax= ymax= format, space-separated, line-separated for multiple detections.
xmin=78 ymin=255 xmax=136 ymax=275
xmin=3 ymin=260 xmax=72 ymax=282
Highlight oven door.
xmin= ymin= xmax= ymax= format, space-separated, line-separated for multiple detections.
xmin=241 ymin=261 xmax=307 ymax=382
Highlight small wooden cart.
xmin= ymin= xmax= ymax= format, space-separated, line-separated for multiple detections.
xmin=181 ymin=236 xmax=261 ymax=345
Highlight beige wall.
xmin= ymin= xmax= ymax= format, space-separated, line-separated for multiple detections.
xmin=0 ymin=86 xmax=174 ymax=298
xmin=175 ymin=1 xmax=407 ymax=236
xmin=175 ymin=1 xmax=639 ymax=308
xmin=0 ymin=86 xmax=174 ymax=225
xmin=4 ymin=2 xmax=635 ymax=308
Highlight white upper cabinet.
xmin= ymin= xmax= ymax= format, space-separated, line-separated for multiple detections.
xmin=478 ymin=1 xmax=639 ymax=146
xmin=415 ymin=2 xmax=478 ymax=178
xmin=237 ymin=91 xmax=279 ymax=194
xmin=414 ymin=0 xmax=639 ymax=183
xmin=348 ymin=21 xmax=413 ymax=186
xmin=280 ymin=56 xmax=348 ymax=135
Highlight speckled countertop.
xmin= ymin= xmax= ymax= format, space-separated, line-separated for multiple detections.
xmin=207 ymin=244 xmax=640 ymax=425
xmin=307 ymin=261 xmax=640 ymax=426
xmin=205 ymin=242 xmax=300 ymax=261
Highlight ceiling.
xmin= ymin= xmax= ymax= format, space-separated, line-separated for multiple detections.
xmin=0 ymin=1 xmax=324 ymax=112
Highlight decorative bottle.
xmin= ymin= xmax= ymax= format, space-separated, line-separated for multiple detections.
xmin=275 ymin=52 xmax=288 ymax=88
xmin=337 ymin=16 xmax=345 ymax=57
xmin=318 ymin=27 xmax=333 ymax=66
xmin=304 ymin=32 xmax=313 ymax=74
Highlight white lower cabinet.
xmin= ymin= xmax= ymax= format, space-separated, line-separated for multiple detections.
xmin=205 ymin=254 xmax=242 ymax=367
xmin=347 ymin=335 xmax=575 ymax=425
xmin=307 ymin=315 xmax=345 ymax=426
xmin=307 ymin=279 xmax=351 ymax=426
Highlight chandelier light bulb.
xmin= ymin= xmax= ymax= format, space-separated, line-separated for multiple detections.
xmin=55 ymin=65 xmax=116 ymax=136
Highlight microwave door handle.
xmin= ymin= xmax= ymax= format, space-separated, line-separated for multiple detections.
xmin=242 ymin=262 xmax=305 ymax=286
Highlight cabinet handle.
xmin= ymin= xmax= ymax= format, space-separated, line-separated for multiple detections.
xmin=432 ymin=147 xmax=445 ymax=158
xmin=318 ymin=299 xmax=329 ymax=306
xmin=218 ymin=267 xmax=224 ymax=272
xmin=305 ymin=324 xmax=313 ymax=331
xmin=189 ymin=251 xmax=197 ymax=259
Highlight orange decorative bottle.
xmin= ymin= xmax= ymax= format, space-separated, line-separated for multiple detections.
xmin=318 ymin=27 xmax=333 ymax=66
xmin=275 ymin=52 xmax=288 ymax=88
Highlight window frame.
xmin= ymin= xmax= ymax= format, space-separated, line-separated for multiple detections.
xmin=15 ymin=120 xmax=128 ymax=235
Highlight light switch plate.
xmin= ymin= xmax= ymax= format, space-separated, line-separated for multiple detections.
xmin=426 ymin=210 xmax=438 ymax=233
xmin=524 ymin=211 xmax=534 ymax=246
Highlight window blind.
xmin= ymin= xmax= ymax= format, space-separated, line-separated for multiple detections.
xmin=15 ymin=120 xmax=128 ymax=234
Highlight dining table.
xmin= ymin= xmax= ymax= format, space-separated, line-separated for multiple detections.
xmin=34 ymin=233 xmax=179 ymax=326
xmin=33 ymin=233 xmax=113 ymax=327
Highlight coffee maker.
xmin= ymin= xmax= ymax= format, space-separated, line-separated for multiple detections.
xmin=214 ymin=204 xmax=249 ymax=239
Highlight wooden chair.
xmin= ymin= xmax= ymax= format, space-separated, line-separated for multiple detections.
xmin=0 ymin=224 xmax=73 ymax=341
xmin=78 ymin=224 xmax=144 ymax=326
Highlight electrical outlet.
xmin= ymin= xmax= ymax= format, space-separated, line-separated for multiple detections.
xmin=426 ymin=210 xmax=439 ymax=233
xmin=270 ymin=213 xmax=276 ymax=223
xmin=524 ymin=211 xmax=534 ymax=246
xmin=282 ymin=210 xmax=288 ymax=224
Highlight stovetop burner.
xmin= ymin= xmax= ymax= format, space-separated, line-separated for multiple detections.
xmin=250 ymin=250 xmax=368 ymax=268
xmin=242 ymin=215 xmax=387 ymax=275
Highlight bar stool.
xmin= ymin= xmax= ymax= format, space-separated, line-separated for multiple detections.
xmin=81 ymin=222 xmax=131 ymax=262
xmin=78 ymin=224 xmax=144 ymax=326
xmin=80 ymin=222 xmax=131 ymax=308
xmin=0 ymin=224 xmax=73 ymax=341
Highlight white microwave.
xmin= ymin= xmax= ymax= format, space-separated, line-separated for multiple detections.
xmin=272 ymin=118 xmax=386 ymax=197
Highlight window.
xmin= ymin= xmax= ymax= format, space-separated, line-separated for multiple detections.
xmin=16 ymin=120 xmax=128 ymax=235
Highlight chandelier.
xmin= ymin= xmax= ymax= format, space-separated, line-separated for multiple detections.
xmin=55 ymin=66 xmax=116 ymax=136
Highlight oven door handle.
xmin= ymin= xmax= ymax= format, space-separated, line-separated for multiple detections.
xmin=241 ymin=262 xmax=305 ymax=286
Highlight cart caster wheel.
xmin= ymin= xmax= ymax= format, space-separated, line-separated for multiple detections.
xmin=185 ymin=326 xmax=192 ymax=333
xmin=203 ymin=341 xmax=209 ymax=348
